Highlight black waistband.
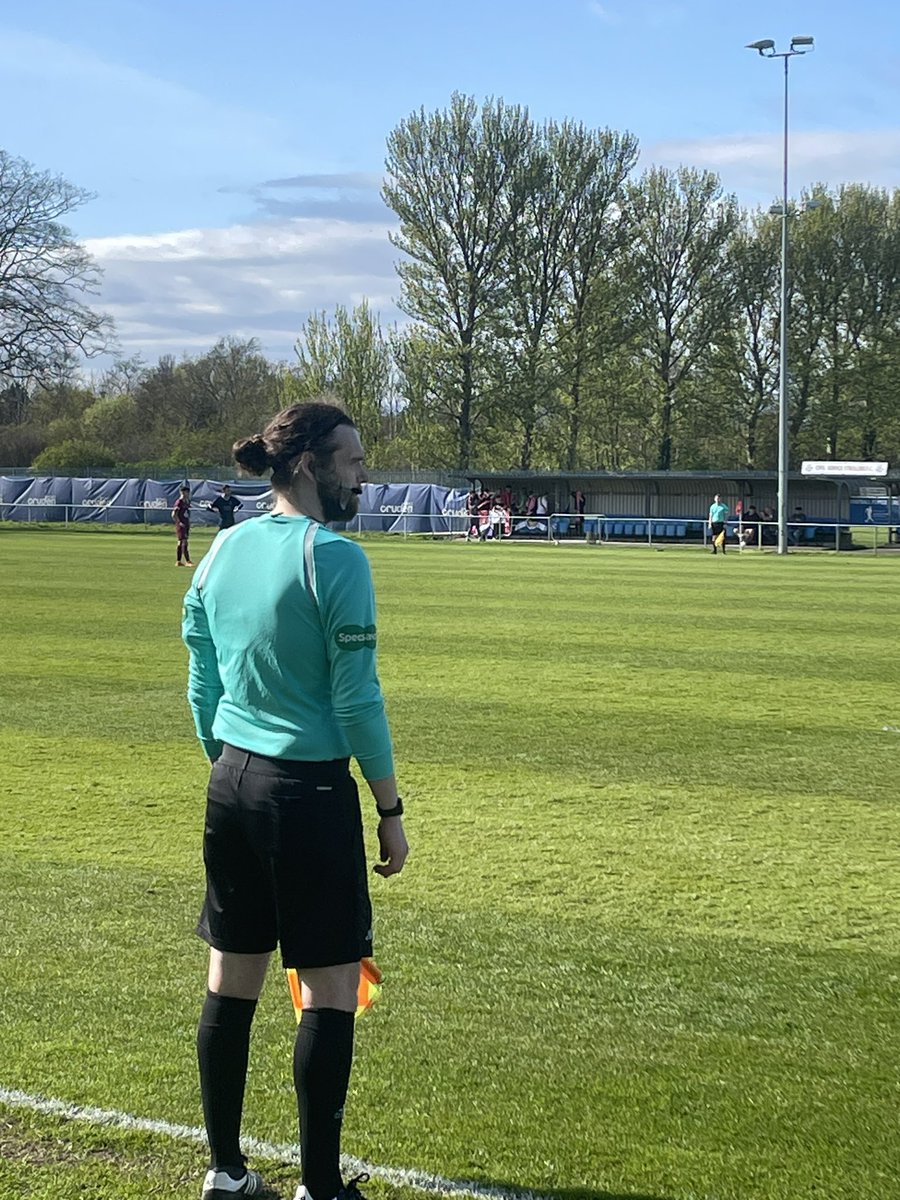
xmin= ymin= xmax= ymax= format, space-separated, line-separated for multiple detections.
xmin=219 ymin=743 xmax=351 ymax=783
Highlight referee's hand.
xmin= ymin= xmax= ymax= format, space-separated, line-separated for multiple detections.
xmin=374 ymin=817 xmax=409 ymax=877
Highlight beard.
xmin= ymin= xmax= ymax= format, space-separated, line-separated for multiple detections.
xmin=316 ymin=471 xmax=360 ymax=523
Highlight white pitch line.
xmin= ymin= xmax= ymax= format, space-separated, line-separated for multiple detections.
xmin=0 ymin=1087 xmax=548 ymax=1200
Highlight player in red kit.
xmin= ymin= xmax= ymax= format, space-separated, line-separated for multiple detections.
xmin=173 ymin=485 xmax=194 ymax=566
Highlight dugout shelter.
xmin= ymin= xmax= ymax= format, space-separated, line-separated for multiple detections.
xmin=462 ymin=468 xmax=898 ymax=522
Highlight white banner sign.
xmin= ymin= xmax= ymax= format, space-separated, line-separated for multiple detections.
xmin=801 ymin=460 xmax=889 ymax=477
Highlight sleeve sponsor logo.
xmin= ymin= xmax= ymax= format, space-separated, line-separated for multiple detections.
xmin=334 ymin=624 xmax=377 ymax=651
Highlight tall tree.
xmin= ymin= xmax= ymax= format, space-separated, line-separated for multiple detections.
xmin=787 ymin=187 xmax=900 ymax=460
xmin=383 ymin=93 xmax=534 ymax=468
xmin=0 ymin=150 xmax=111 ymax=383
xmin=554 ymin=127 xmax=638 ymax=469
xmin=712 ymin=210 xmax=781 ymax=467
xmin=624 ymin=166 xmax=738 ymax=469
xmin=390 ymin=327 xmax=459 ymax=468
xmin=833 ymin=185 xmax=900 ymax=458
xmin=96 ymin=354 xmax=147 ymax=399
xmin=180 ymin=336 xmax=278 ymax=432
xmin=498 ymin=122 xmax=637 ymax=469
xmin=293 ymin=301 xmax=392 ymax=456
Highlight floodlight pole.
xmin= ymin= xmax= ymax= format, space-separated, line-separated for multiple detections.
xmin=747 ymin=37 xmax=813 ymax=554
xmin=777 ymin=52 xmax=790 ymax=556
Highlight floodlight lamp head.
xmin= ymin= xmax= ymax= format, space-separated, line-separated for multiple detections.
xmin=791 ymin=35 xmax=814 ymax=50
xmin=746 ymin=38 xmax=775 ymax=55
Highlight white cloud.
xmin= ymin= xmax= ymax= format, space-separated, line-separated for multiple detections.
xmin=86 ymin=218 xmax=393 ymax=265
xmin=644 ymin=129 xmax=900 ymax=202
xmin=84 ymin=216 xmax=404 ymax=365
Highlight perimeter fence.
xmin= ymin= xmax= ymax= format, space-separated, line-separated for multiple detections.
xmin=3 ymin=502 xmax=895 ymax=552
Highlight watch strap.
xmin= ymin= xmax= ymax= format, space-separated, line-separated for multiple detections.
xmin=376 ymin=797 xmax=404 ymax=818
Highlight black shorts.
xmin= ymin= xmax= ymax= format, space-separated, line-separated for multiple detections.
xmin=197 ymin=744 xmax=373 ymax=969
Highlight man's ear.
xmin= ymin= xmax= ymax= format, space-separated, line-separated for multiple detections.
xmin=294 ymin=450 xmax=317 ymax=485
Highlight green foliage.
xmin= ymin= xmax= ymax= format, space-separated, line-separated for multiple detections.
xmin=384 ymin=94 xmax=536 ymax=468
xmin=30 ymin=437 xmax=116 ymax=471
xmin=0 ymin=421 xmax=47 ymax=467
xmin=293 ymin=302 xmax=393 ymax=461
xmin=163 ymin=426 xmax=235 ymax=469
xmin=623 ymin=166 xmax=740 ymax=469
xmin=81 ymin=394 xmax=145 ymax=462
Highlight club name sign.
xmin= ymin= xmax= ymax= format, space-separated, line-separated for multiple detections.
xmin=801 ymin=461 xmax=889 ymax=477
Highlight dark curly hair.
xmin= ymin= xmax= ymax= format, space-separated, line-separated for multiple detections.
xmin=233 ymin=402 xmax=356 ymax=491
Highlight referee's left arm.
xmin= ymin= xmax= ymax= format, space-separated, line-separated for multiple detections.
xmin=316 ymin=538 xmax=394 ymax=783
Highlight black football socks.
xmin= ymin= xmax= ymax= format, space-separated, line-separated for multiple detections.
xmin=294 ymin=1007 xmax=355 ymax=1200
xmin=197 ymin=990 xmax=258 ymax=1173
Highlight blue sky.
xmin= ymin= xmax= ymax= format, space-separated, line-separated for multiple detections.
xmin=2 ymin=0 xmax=898 ymax=369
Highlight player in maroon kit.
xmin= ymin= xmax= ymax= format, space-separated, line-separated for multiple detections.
xmin=173 ymin=485 xmax=194 ymax=566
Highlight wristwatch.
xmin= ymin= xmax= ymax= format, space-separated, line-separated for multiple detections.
xmin=376 ymin=797 xmax=404 ymax=818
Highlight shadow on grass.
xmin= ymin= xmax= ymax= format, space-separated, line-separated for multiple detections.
xmin=438 ymin=1180 xmax=675 ymax=1200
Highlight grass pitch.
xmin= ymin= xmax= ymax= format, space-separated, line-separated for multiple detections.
xmin=0 ymin=527 xmax=898 ymax=1200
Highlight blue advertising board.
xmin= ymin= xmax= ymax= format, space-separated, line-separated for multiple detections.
xmin=850 ymin=498 xmax=898 ymax=524
xmin=0 ymin=477 xmax=473 ymax=534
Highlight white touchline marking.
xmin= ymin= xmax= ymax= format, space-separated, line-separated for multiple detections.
xmin=0 ymin=1087 xmax=548 ymax=1200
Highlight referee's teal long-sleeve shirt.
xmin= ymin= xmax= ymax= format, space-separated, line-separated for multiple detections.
xmin=182 ymin=513 xmax=394 ymax=781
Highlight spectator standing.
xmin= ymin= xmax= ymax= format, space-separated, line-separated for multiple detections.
xmin=477 ymin=488 xmax=492 ymax=529
xmin=209 ymin=485 xmax=244 ymax=531
xmin=466 ymin=486 xmax=480 ymax=539
xmin=708 ymin=493 xmax=729 ymax=555
xmin=173 ymin=485 xmax=194 ymax=567
xmin=571 ymin=489 xmax=586 ymax=535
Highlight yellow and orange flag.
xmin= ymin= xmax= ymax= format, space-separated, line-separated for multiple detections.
xmin=286 ymin=958 xmax=383 ymax=1023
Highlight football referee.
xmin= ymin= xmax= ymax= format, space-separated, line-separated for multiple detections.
xmin=182 ymin=401 xmax=409 ymax=1200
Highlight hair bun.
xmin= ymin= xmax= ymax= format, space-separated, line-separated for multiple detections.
xmin=232 ymin=433 xmax=270 ymax=476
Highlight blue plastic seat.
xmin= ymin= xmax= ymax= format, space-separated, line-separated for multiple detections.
xmin=623 ymin=522 xmax=633 ymax=536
